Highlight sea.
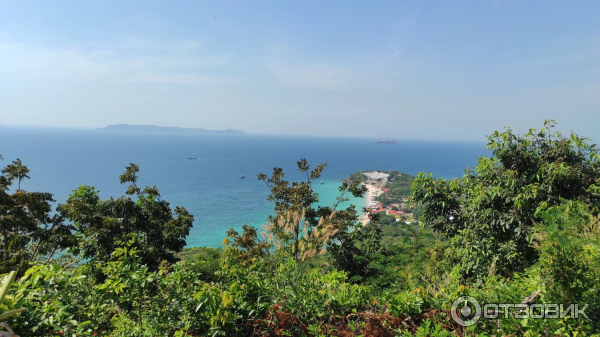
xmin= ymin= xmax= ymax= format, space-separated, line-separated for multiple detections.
xmin=0 ymin=127 xmax=488 ymax=247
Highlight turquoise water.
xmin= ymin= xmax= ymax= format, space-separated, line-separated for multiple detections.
xmin=0 ymin=127 xmax=488 ymax=247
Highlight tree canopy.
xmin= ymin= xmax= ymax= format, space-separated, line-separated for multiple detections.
xmin=0 ymin=158 xmax=73 ymax=275
xmin=258 ymin=158 xmax=367 ymax=261
xmin=410 ymin=120 xmax=600 ymax=278
xmin=59 ymin=164 xmax=194 ymax=269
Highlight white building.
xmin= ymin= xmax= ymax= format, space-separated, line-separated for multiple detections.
xmin=362 ymin=171 xmax=390 ymax=180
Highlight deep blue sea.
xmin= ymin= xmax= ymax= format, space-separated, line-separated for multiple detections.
xmin=0 ymin=127 xmax=488 ymax=247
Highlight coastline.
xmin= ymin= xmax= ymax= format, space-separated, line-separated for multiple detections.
xmin=358 ymin=182 xmax=375 ymax=225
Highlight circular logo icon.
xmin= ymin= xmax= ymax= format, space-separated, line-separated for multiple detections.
xmin=451 ymin=296 xmax=481 ymax=326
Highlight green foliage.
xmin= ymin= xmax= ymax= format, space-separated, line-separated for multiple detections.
xmin=96 ymin=238 xmax=204 ymax=336
xmin=259 ymin=158 xmax=367 ymax=261
xmin=177 ymin=246 xmax=222 ymax=283
xmin=59 ymin=164 xmax=194 ymax=270
xmin=329 ymin=215 xmax=446 ymax=291
xmin=373 ymin=171 xmax=416 ymax=206
xmin=5 ymin=238 xmax=205 ymax=336
xmin=0 ymin=271 xmax=26 ymax=321
xmin=397 ymin=319 xmax=458 ymax=337
xmin=384 ymin=290 xmax=423 ymax=317
xmin=345 ymin=171 xmax=365 ymax=183
xmin=465 ymin=268 xmax=599 ymax=336
xmin=1 ymin=159 xmax=29 ymax=191
xmin=224 ymin=224 xmax=271 ymax=268
xmin=378 ymin=214 xmax=399 ymax=227
xmin=190 ymin=242 xmax=371 ymax=335
xmin=327 ymin=221 xmax=386 ymax=285
xmin=380 ymin=220 xmax=439 ymax=249
xmin=271 ymin=259 xmax=370 ymax=323
xmin=13 ymin=264 xmax=108 ymax=335
xmin=0 ymin=159 xmax=74 ymax=275
xmin=411 ymin=120 xmax=600 ymax=279
xmin=535 ymin=201 xmax=600 ymax=323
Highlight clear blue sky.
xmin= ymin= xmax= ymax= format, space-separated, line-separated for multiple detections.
xmin=1 ymin=1 xmax=599 ymax=140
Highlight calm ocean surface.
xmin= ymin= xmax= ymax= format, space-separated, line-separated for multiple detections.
xmin=0 ymin=127 xmax=488 ymax=247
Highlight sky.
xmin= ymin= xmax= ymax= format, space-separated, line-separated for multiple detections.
xmin=0 ymin=0 xmax=599 ymax=141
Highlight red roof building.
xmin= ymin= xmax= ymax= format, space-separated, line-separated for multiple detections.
xmin=370 ymin=203 xmax=386 ymax=213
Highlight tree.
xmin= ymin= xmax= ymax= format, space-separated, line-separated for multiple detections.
xmin=0 ymin=158 xmax=73 ymax=275
xmin=224 ymin=225 xmax=270 ymax=268
xmin=327 ymin=220 xmax=384 ymax=284
xmin=534 ymin=201 xmax=600 ymax=321
xmin=258 ymin=158 xmax=367 ymax=261
xmin=410 ymin=121 xmax=600 ymax=279
xmin=59 ymin=164 xmax=194 ymax=270
xmin=1 ymin=159 xmax=29 ymax=191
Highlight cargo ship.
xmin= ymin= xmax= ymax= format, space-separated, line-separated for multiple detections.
xmin=375 ymin=140 xmax=396 ymax=144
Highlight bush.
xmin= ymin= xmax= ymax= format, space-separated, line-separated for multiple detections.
xmin=384 ymin=290 xmax=423 ymax=317
xmin=178 ymin=247 xmax=222 ymax=283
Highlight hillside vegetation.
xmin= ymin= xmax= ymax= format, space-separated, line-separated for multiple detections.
xmin=0 ymin=121 xmax=599 ymax=336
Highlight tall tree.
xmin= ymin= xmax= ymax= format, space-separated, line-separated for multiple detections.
xmin=410 ymin=121 xmax=600 ymax=279
xmin=258 ymin=158 xmax=367 ymax=261
xmin=1 ymin=159 xmax=29 ymax=191
xmin=0 ymin=158 xmax=73 ymax=274
xmin=59 ymin=164 xmax=194 ymax=269
xmin=326 ymin=220 xmax=384 ymax=284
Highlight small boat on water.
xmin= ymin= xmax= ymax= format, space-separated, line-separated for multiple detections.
xmin=188 ymin=156 xmax=197 ymax=159
xmin=320 ymin=180 xmax=323 ymax=184
xmin=239 ymin=175 xmax=247 ymax=179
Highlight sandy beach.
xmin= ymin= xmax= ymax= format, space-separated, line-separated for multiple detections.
xmin=358 ymin=182 xmax=378 ymax=225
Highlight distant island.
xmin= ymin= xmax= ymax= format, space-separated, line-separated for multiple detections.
xmin=101 ymin=124 xmax=245 ymax=135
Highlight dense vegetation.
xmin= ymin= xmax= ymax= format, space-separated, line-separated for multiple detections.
xmin=375 ymin=172 xmax=415 ymax=207
xmin=0 ymin=121 xmax=599 ymax=336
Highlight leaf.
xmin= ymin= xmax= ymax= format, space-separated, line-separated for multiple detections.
xmin=0 ymin=307 xmax=27 ymax=320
